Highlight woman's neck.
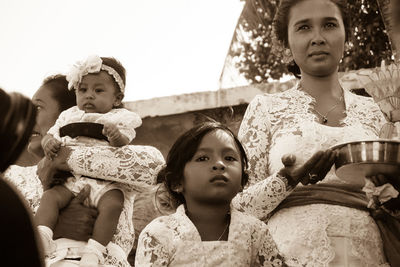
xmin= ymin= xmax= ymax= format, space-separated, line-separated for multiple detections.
xmin=300 ymin=71 xmax=342 ymax=101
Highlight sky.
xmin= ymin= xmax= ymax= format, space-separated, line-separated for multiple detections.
xmin=0 ymin=0 xmax=244 ymax=102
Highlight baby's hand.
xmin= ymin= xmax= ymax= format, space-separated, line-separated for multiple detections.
xmin=102 ymin=123 xmax=122 ymax=142
xmin=102 ymin=123 xmax=129 ymax=146
xmin=42 ymin=136 xmax=61 ymax=159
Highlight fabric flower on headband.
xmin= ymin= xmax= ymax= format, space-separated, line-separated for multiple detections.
xmin=66 ymin=55 xmax=125 ymax=94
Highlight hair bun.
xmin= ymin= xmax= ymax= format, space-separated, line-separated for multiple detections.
xmin=0 ymin=89 xmax=36 ymax=172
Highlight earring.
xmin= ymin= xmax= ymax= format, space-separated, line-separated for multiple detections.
xmin=282 ymin=48 xmax=293 ymax=64
xmin=173 ymin=184 xmax=183 ymax=193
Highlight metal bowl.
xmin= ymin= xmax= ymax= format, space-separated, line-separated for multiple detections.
xmin=331 ymin=139 xmax=400 ymax=186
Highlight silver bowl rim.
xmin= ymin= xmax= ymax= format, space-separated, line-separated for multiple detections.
xmin=330 ymin=139 xmax=400 ymax=151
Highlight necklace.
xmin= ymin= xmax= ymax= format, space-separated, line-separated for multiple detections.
xmin=313 ymin=94 xmax=343 ymax=124
xmin=217 ymin=221 xmax=229 ymax=241
xmin=300 ymin=83 xmax=344 ymax=124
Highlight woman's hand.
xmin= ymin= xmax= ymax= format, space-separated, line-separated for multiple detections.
xmin=53 ymin=185 xmax=98 ymax=241
xmin=278 ymin=150 xmax=337 ymax=187
xmin=37 ymin=157 xmax=57 ymax=190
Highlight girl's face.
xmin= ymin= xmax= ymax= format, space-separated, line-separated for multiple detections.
xmin=29 ymin=85 xmax=62 ymax=158
xmin=181 ymin=129 xmax=243 ymax=206
xmin=77 ymin=71 xmax=122 ymax=113
xmin=287 ymin=0 xmax=345 ymax=77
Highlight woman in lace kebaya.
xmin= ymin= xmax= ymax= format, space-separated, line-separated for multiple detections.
xmin=235 ymin=0 xmax=399 ymax=265
xmin=4 ymin=73 xmax=164 ymax=266
xmin=135 ymin=121 xmax=286 ymax=266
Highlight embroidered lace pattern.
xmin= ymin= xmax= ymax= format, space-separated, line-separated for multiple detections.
xmin=67 ymin=145 xmax=165 ymax=188
xmin=135 ymin=205 xmax=286 ymax=266
xmin=237 ymin=84 xmax=389 ymax=266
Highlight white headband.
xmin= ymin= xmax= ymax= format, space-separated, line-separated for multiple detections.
xmin=66 ymin=55 xmax=125 ymax=93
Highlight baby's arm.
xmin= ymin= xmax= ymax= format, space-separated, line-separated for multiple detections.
xmin=102 ymin=123 xmax=129 ymax=147
xmin=41 ymin=134 xmax=61 ymax=159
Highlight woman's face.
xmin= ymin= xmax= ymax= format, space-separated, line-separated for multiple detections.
xmin=28 ymin=85 xmax=62 ymax=158
xmin=287 ymin=0 xmax=346 ymax=77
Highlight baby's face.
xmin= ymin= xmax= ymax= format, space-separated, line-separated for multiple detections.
xmin=76 ymin=71 xmax=121 ymax=113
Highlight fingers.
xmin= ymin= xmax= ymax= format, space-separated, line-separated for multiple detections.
xmin=73 ymin=185 xmax=91 ymax=204
xmin=298 ymin=150 xmax=336 ymax=185
xmin=294 ymin=151 xmax=324 ymax=184
xmin=366 ymin=174 xmax=389 ymax=186
xmin=281 ymin=154 xmax=296 ymax=167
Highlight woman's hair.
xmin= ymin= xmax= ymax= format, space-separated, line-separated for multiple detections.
xmin=42 ymin=74 xmax=76 ymax=112
xmin=0 ymin=88 xmax=36 ymax=172
xmin=158 ymin=121 xmax=249 ymax=205
xmin=273 ymin=0 xmax=350 ymax=78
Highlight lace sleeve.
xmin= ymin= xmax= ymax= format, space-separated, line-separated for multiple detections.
xmin=256 ymin=221 xmax=286 ymax=267
xmin=67 ymin=145 xmax=165 ymax=187
xmin=232 ymin=172 xmax=290 ymax=221
xmin=235 ymin=95 xmax=290 ymax=220
xmin=238 ymin=95 xmax=272 ymax=184
xmin=135 ymin=221 xmax=171 ymax=266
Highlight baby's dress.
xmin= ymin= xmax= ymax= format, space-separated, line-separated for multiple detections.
xmin=48 ymin=106 xmax=142 ymax=206
xmin=235 ymin=83 xmax=390 ymax=266
xmin=135 ymin=204 xmax=285 ymax=266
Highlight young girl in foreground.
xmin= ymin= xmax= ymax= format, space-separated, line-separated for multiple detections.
xmin=36 ymin=55 xmax=141 ymax=266
xmin=135 ymin=121 xmax=286 ymax=266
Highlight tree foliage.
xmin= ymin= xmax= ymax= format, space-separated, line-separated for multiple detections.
xmin=229 ymin=0 xmax=393 ymax=83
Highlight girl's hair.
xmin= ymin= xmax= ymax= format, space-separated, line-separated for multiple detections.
xmin=273 ymin=0 xmax=350 ymax=78
xmin=158 ymin=121 xmax=249 ymax=205
xmin=42 ymin=74 xmax=76 ymax=112
xmin=101 ymin=57 xmax=126 ymax=93
xmin=101 ymin=57 xmax=126 ymax=108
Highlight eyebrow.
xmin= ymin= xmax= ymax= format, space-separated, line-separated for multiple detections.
xmin=195 ymin=147 xmax=239 ymax=154
xmin=293 ymin=17 xmax=339 ymax=26
xmin=79 ymin=83 xmax=105 ymax=87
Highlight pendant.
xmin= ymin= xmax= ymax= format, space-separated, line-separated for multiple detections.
xmin=322 ymin=116 xmax=328 ymax=124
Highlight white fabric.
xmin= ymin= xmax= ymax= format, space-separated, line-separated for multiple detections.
xmin=48 ymin=106 xmax=142 ymax=145
xmin=135 ymin=204 xmax=285 ymax=266
xmin=4 ymin=145 xmax=165 ymax=266
xmin=236 ymin=83 xmax=389 ymax=266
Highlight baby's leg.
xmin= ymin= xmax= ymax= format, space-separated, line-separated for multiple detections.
xmin=93 ymin=189 xmax=124 ymax=245
xmin=35 ymin=185 xmax=74 ymax=228
xmin=35 ymin=185 xmax=73 ymax=256
xmin=80 ymin=189 xmax=124 ymax=266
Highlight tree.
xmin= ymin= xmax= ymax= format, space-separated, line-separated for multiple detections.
xmin=226 ymin=0 xmax=393 ymax=84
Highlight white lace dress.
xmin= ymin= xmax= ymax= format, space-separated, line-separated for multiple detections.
xmin=235 ymin=84 xmax=390 ymax=267
xmin=135 ymin=204 xmax=285 ymax=267
xmin=4 ymin=145 xmax=165 ymax=267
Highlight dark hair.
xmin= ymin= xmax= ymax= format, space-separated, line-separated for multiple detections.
xmin=273 ymin=0 xmax=350 ymax=78
xmin=101 ymin=57 xmax=126 ymax=94
xmin=0 ymin=89 xmax=36 ymax=172
xmin=158 ymin=121 xmax=249 ymax=205
xmin=42 ymin=74 xmax=76 ymax=112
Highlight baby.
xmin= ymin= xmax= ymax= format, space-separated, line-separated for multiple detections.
xmin=36 ymin=55 xmax=141 ymax=266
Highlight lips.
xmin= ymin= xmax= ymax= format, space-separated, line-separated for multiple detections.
xmin=83 ymin=103 xmax=95 ymax=109
xmin=210 ymin=175 xmax=228 ymax=183
xmin=309 ymin=51 xmax=329 ymax=56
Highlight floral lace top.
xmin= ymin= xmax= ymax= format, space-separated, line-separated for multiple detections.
xmin=236 ymin=83 xmax=390 ymax=267
xmin=48 ymin=106 xmax=142 ymax=145
xmin=4 ymin=145 xmax=165 ymax=267
xmin=135 ymin=204 xmax=286 ymax=267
